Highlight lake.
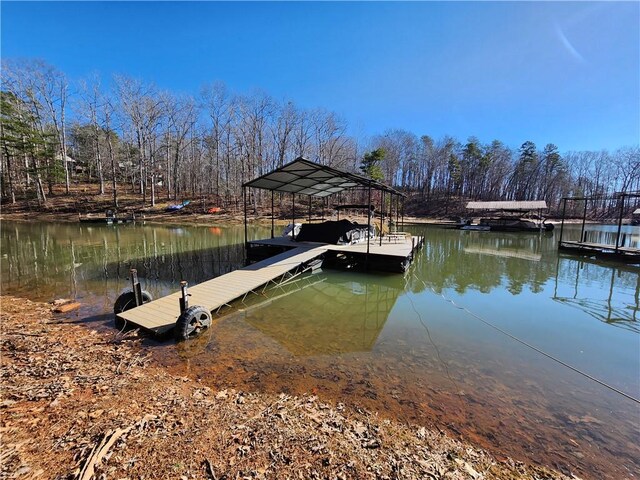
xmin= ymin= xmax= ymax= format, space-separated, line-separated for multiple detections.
xmin=1 ymin=220 xmax=638 ymax=479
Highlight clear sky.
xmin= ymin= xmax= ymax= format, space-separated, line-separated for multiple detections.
xmin=2 ymin=1 xmax=639 ymax=152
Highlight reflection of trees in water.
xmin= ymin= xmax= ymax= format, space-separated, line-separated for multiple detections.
xmin=1 ymin=222 xmax=255 ymax=299
xmin=404 ymin=226 xmax=639 ymax=332
xmin=5 ymin=221 xmax=637 ymax=333
xmin=562 ymin=225 xmax=640 ymax=249
xmin=408 ymin=228 xmax=556 ymax=295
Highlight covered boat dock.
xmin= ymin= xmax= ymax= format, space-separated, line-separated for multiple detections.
xmin=462 ymin=200 xmax=553 ymax=232
xmin=115 ymin=158 xmax=423 ymax=338
xmin=558 ymin=192 xmax=640 ymax=264
xmin=242 ymin=157 xmax=422 ymax=272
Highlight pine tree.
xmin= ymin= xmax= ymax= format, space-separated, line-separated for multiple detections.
xmin=360 ymin=148 xmax=385 ymax=181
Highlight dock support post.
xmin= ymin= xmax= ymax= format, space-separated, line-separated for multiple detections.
xmin=179 ymin=281 xmax=189 ymax=313
xmin=308 ymin=195 xmax=312 ymax=222
xmin=615 ymin=193 xmax=625 ymax=252
xmin=559 ymin=198 xmax=567 ymax=245
xmin=243 ymin=187 xmax=248 ymax=248
xmin=366 ymin=182 xmax=372 ymax=269
xmin=130 ymin=269 xmax=142 ymax=307
xmin=580 ymin=197 xmax=588 ymax=242
xmin=292 ymin=193 xmax=296 ymax=237
xmin=271 ymin=191 xmax=274 ymax=239
xmin=379 ymin=190 xmax=384 ymax=246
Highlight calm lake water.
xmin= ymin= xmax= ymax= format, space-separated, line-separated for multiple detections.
xmin=2 ymin=220 xmax=639 ymax=479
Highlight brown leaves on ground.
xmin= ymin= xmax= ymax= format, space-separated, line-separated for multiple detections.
xmin=0 ymin=296 xmax=571 ymax=480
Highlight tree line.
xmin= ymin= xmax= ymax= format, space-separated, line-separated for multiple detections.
xmin=1 ymin=59 xmax=638 ymax=217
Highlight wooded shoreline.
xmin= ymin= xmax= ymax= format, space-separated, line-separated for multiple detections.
xmin=2 ymin=59 xmax=638 ymax=222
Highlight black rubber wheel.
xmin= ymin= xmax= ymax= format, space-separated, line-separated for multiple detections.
xmin=175 ymin=305 xmax=212 ymax=341
xmin=114 ymin=289 xmax=153 ymax=329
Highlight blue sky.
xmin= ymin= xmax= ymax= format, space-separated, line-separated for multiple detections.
xmin=2 ymin=1 xmax=639 ymax=152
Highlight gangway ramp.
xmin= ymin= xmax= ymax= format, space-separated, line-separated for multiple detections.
xmin=117 ymin=245 xmax=328 ymax=335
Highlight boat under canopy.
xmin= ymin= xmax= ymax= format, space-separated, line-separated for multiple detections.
xmin=242 ymin=157 xmax=404 ymax=246
xmin=461 ymin=200 xmax=553 ymax=232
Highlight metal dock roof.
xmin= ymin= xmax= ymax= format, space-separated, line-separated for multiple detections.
xmin=466 ymin=200 xmax=548 ymax=211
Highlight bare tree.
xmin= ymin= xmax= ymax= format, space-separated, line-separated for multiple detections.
xmin=114 ymin=75 xmax=163 ymax=205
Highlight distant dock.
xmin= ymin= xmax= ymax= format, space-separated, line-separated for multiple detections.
xmin=558 ymin=192 xmax=640 ymax=265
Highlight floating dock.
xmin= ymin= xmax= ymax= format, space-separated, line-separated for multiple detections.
xmin=247 ymin=234 xmax=423 ymax=272
xmin=558 ymin=240 xmax=640 ymax=264
xmin=116 ymin=235 xmax=423 ymax=335
xmin=557 ymin=192 xmax=640 ymax=264
xmin=116 ymin=157 xmax=424 ymax=337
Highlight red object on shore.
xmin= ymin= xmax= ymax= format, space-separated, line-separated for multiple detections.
xmin=207 ymin=207 xmax=221 ymax=214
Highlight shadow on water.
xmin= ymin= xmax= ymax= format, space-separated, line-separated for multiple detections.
xmin=242 ymin=272 xmax=404 ymax=356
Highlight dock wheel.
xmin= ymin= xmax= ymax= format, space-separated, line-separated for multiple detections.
xmin=114 ymin=289 xmax=153 ymax=329
xmin=175 ymin=306 xmax=212 ymax=341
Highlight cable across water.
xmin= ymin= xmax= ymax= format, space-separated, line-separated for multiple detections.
xmin=410 ymin=272 xmax=640 ymax=405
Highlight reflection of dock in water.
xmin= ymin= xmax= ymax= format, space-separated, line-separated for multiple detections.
xmin=464 ymin=246 xmax=542 ymax=262
xmin=553 ymin=256 xmax=640 ymax=332
xmin=244 ymin=273 xmax=404 ymax=356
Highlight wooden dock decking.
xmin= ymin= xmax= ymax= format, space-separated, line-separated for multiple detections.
xmin=116 ymin=235 xmax=424 ymax=335
xmin=117 ymin=245 xmax=329 ymax=334
xmin=249 ymin=235 xmax=423 ymax=257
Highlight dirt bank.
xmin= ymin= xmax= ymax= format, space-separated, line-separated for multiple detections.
xmin=0 ymin=296 xmax=571 ymax=479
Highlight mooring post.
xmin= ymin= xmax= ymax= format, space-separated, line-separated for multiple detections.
xmin=179 ymin=281 xmax=189 ymax=313
xmin=243 ymin=187 xmax=248 ymax=248
xmin=292 ymin=193 xmax=296 ymax=237
xmin=130 ymin=269 xmax=142 ymax=307
xmin=366 ymin=183 xmax=372 ymax=261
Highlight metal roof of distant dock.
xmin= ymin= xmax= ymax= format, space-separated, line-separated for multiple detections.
xmin=466 ymin=200 xmax=548 ymax=211
xmin=243 ymin=157 xmax=404 ymax=197
xmin=634 ymin=208 xmax=640 ymax=215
